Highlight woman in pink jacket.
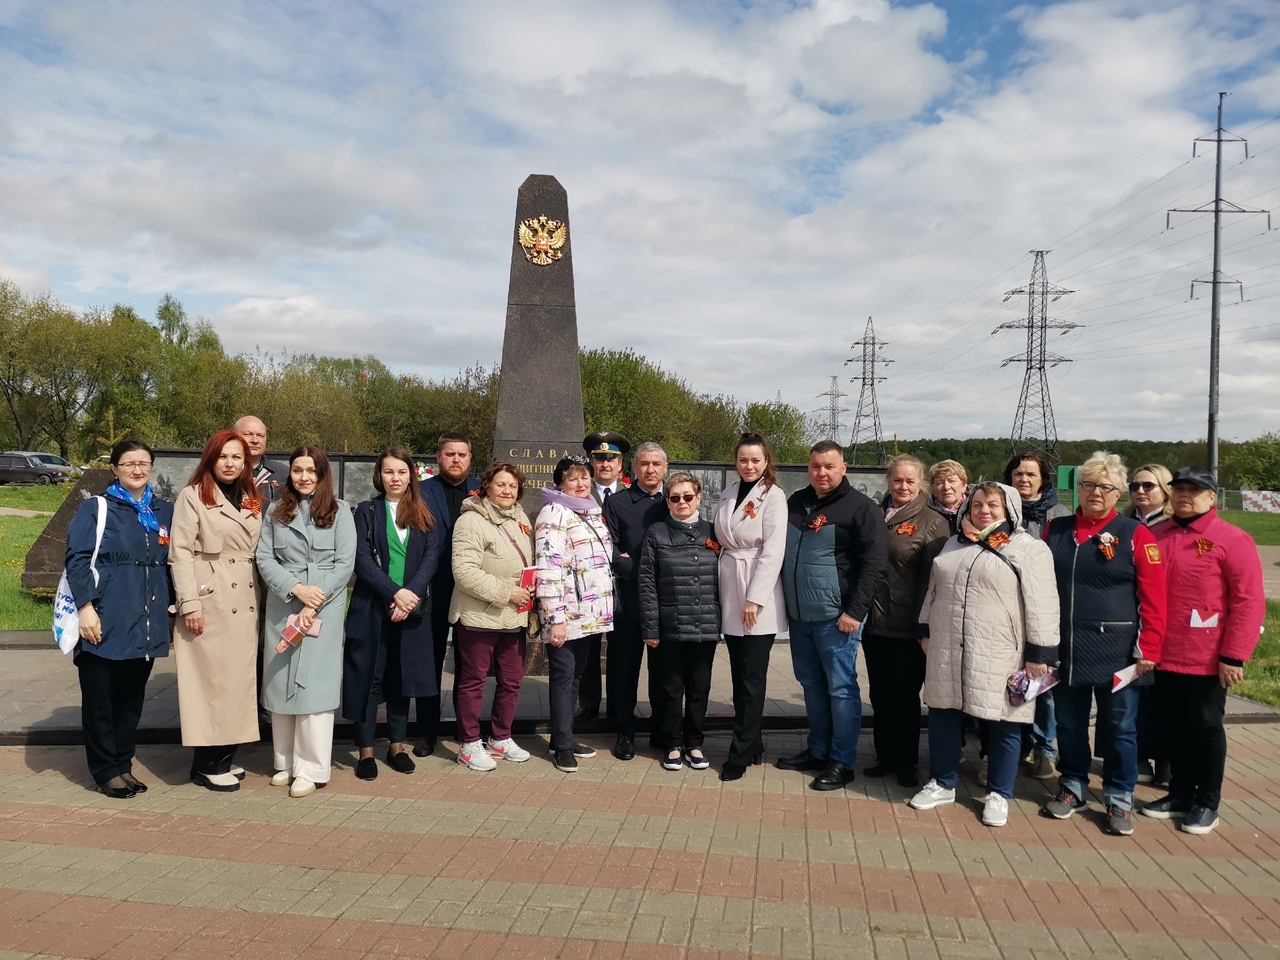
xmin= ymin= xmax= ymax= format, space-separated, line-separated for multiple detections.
xmin=1142 ymin=466 xmax=1265 ymax=835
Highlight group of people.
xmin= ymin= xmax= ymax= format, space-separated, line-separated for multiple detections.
xmin=64 ymin=422 xmax=1266 ymax=836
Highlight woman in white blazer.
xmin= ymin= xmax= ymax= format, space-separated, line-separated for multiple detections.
xmin=713 ymin=433 xmax=788 ymax=781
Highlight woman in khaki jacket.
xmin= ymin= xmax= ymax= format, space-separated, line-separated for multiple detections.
xmin=449 ymin=462 xmax=535 ymax=772
xmin=170 ymin=430 xmax=264 ymax=792
xmin=909 ymin=482 xmax=1059 ymax=828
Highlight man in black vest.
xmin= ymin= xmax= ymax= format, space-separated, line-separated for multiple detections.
xmin=603 ymin=440 xmax=668 ymax=760
xmin=234 ymin=415 xmax=287 ymax=503
xmin=577 ymin=430 xmax=630 ymax=721
xmin=414 ymin=433 xmax=482 ymax=757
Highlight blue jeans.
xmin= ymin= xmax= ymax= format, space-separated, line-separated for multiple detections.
xmin=1030 ymin=692 xmax=1058 ymax=761
xmin=788 ymin=618 xmax=862 ymax=766
xmin=928 ymin=709 xmax=1023 ymax=799
xmin=1054 ymin=682 xmax=1139 ymax=812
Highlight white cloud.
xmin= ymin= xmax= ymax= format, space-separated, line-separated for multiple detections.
xmin=0 ymin=0 xmax=1277 ymax=449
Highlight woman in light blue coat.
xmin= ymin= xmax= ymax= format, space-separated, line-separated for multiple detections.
xmin=257 ymin=445 xmax=356 ymax=797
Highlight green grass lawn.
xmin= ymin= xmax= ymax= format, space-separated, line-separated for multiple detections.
xmin=1235 ymin=600 xmax=1280 ymax=708
xmin=1220 ymin=511 xmax=1280 ymax=547
xmin=0 ymin=484 xmax=72 ymax=513
xmin=0 ymin=514 xmax=54 ymax=630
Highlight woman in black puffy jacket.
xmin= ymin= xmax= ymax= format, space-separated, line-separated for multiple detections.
xmin=639 ymin=471 xmax=722 ymax=772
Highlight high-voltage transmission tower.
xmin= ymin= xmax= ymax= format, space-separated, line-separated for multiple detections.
xmin=844 ymin=316 xmax=892 ymax=465
xmin=995 ymin=252 xmax=1077 ymax=462
xmin=813 ymin=376 xmax=848 ymax=443
xmin=1167 ymin=92 xmax=1271 ymax=481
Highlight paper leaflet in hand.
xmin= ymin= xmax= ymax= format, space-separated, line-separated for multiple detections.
xmin=1006 ymin=666 xmax=1060 ymax=707
xmin=517 ymin=567 xmax=537 ymax=614
xmin=1112 ymin=664 xmax=1140 ymax=692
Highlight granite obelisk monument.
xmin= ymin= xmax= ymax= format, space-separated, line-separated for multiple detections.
xmin=492 ymin=174 xmax=585 ymax=511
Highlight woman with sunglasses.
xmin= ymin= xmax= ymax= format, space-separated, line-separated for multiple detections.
xmin=535 ymin=455 xmax=614 ymax=773
xmin=639 ymin=472 xmax=722 ymax=771
xmin=1125 ymin=463 xmax=1174 ymax=786
xmin=713 ymin=433 xmax=787 ymax=781
xmin=64 ymin=440 xmax=174 ymax=799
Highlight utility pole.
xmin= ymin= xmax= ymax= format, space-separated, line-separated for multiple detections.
xmin=996 ymin=251 xmax=1077 ymax=462
xmin=1167 ymin=92 xmax=1271 ymax=480
xmin=845 ymin=316 xmax=892 ymax=465
xmin=813 ymin=376 xmax=848 ymax=443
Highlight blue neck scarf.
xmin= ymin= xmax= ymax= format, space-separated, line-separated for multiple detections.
xmin=105 ymin=480 xmax=161 ymax=532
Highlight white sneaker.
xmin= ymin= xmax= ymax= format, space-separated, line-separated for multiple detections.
xmin=908 ymin=779 xmax=956 ymax=810
xmin=270 ymin=770 xmax=291 ymax=787
xmin=983 ymin=793 xmax=1009 ymax=827
xmin=289 ymin=777 xmax=317 ymax=798
xmin=458 ymin=741 xmax=497 ymax=771
xmin=486 ymin=737 xmax=530 ymax=762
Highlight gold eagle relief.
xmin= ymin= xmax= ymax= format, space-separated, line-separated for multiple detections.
xmin=518 ymin=215 xmax=567 ymax=265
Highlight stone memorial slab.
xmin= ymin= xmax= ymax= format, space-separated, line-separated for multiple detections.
xmin=21 ymin=470 xmax=114 ymax=592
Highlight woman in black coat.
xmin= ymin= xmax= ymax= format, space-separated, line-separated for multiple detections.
xmin=64 ymin=440 xmax=174 ymax=798
xmin=639 ymin=471 xmax=721 ymax=772
xmin=342 ymin=447 xmax=441 ymax=780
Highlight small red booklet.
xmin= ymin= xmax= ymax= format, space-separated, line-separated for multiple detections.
xmin=517 ymin=567 xmax=537 ymax=613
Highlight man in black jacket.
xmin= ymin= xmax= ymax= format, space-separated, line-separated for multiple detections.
xmin=603 ymin=440 xmax=669 ymax=760
xmin=777 ymin=441 xmax=889 ymax=790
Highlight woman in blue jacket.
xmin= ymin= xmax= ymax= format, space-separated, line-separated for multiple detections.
xmin=65 ymin=440 xmax=174 ymax=798
xmin=342 ymin=447 xmax=440 ymax=781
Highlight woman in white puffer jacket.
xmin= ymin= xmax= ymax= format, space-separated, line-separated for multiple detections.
xmin=908 ymin=481 xmax=1060 ymax=828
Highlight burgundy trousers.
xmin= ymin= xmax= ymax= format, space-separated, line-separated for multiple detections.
xmin=453 ymin=624 xmax=525 ymax=744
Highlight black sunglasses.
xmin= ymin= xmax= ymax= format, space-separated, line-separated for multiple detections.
xmin=1128 ymin=481 xmax=1157 ymax=493
xmin=667 ymin=493 xmax=697 ymax=503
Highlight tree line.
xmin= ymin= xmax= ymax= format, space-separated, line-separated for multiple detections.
xmin=2 ymin=279 xmax=1275 ymax=487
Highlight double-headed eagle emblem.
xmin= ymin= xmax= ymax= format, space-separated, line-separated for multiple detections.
xmin=518 ymin=215 xmax=567 ymax=266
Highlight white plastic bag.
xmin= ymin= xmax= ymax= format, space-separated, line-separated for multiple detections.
xmin=52 ymin=497 xmax=106 ymax=654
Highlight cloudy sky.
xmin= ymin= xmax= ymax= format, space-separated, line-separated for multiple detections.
xmin=1 ymin=0 xmax=1277 ymax=443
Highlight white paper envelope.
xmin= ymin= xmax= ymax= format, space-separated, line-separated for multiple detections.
xmin=1190 ymin=609 xmax=1220 ymax=629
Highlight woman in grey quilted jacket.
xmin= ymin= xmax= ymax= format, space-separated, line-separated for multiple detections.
xmin=908 ymin=482 xmax=1060 ymax=828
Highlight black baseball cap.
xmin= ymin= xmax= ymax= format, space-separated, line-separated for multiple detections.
xmin=1170 ymin=466 xmax=1217 ymax=491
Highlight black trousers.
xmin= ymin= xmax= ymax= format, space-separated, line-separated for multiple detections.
xmin=650 ymin=640 xmax=717 ymax=750
xmin=579 ymin=633 xmax=604 ymax=713
xmin=76 ymin=652 xmax=154 ymax=785
xmin=608 ymin=588 xmax=648 ymax=739
xmin=355 ymin=624 xmax=410 ymax=748
xmin=1136 ymin=684 xmax=1167 ymax=766
xmin=415 ymin=585 xmax=454 ymax=744
xmin=724 ymin=634 xmax=774 ymax=764
xmin=191 ymin=745 xmax=238 ymax=778
xmin=863 ymin=633 xmax=926 ymax=772
xmin=547 ymin=635 xmax=591 ymax=751
xmin=1155 ymin=670 xmax=1229 ymax=811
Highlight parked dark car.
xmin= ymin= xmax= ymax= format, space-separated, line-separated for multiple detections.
xmin=0 ymin=453 xmax=73 ymax=485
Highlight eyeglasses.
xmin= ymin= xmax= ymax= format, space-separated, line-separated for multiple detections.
xmin=1078 ymin=481 xmax=1119 ymax=494
xmin=116 ymin=461 xmax=153 ymax=471
xmin=667 ymin=493 xmax=697 ymax=503
xmin=1128 ymin=481 xmax=1157 ymax=493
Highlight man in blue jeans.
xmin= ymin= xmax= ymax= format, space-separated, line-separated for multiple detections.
xmin=777 ymin=441 xmax=888 ymax=790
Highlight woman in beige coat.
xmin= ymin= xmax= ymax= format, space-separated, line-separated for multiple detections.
xmin=170 ymin=430 xmax=264 ymax=792
xmin=908 ymin=482 xmax=1059 ymax=828
xmin=449 ymin=462 xmax=535 ymax=772
xmin=714 ymin=432 xmax=787 ymax=782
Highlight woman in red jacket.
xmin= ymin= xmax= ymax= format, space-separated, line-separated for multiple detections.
xmin=1142 ymin=466 xmax=1265 ymax=835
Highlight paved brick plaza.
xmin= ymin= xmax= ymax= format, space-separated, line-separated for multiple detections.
xmin=2 ymin=723 xmax=1280 ymax=960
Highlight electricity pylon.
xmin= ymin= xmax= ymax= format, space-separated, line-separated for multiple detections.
xmin=1167 ymin=92 xmax=1271 ymax=480
xmin=845 ymin=317 xmax=891 ymax=465
xmin=996 ymin=251 xmax=1077 ymax=462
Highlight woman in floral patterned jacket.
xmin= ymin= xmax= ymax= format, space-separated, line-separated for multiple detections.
xmin=535 ymin=455 xmax=615 ymax=773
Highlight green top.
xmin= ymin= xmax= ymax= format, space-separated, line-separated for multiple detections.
xmin=385 ymin=500 xmax=408 ymax=587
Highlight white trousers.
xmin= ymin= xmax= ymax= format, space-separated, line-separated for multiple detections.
xmin=271 ymin=710 xmax=335 ymax=783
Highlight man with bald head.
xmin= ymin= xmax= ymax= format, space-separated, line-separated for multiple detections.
xmin=233 ymin=415 xmax=287 ymax=503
